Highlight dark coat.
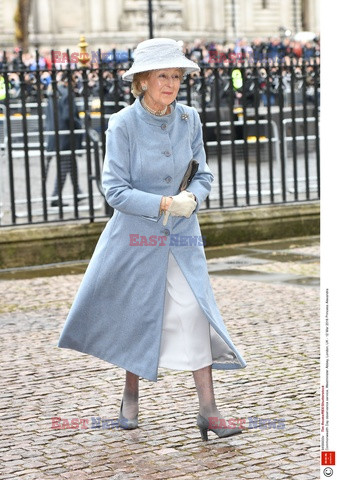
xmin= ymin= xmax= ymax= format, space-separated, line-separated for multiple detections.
xmin=45 ymin=84 xmax=83 ymax=152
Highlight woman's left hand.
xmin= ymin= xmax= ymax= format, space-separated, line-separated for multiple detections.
xmin=163 ymin=191 xmax=196 ymax=225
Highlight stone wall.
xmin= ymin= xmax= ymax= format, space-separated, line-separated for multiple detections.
xmin=0 ymin=202 xmax=320 ymax=269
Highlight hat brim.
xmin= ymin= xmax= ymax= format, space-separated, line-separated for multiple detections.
xmin=122 ymin=58 xmax=200 ymax=82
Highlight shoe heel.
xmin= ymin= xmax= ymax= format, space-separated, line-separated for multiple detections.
xmin=118 ymin=399 xmax=138 ymax=430
xmin=199 ymin=426 xmax=208 ymax=441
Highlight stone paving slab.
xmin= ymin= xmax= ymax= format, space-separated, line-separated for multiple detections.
xmin=0 ymin=237 xmax=320 ymax=479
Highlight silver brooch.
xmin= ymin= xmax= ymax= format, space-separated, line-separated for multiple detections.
xmin=181 ymin=113 xmax=189 ymax=121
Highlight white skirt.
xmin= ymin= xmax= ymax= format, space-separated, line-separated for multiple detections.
xmin=158 ymin=251 xmax=213 ymax=371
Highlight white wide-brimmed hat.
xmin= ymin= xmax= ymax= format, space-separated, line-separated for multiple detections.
xmin=122 ymin=38 xmax=200 ymax=82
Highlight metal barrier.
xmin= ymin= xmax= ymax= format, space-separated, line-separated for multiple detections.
xmin=0 ymin=49 xmax=320 ymax=226
xmin=0 ymin=126 xmax=105 ymax=224
xmin=282 ymin=117 xmax=319 ymax=199
xmin=205 ymin=118 xmax=281 ymax=203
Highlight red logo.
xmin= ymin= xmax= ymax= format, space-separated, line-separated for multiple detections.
xmin=321 ymin=451 xmax=336 ymax=466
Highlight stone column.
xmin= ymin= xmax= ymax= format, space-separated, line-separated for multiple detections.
xmin=224 ymin=0 xmax=238 ymax=41
xmin=306 ymin=0 xmax=320 ymax=33
xmin=199 ymin=0 xmax=211 ymax=32
xmin=210 ymin=0 xmax=226 ymax=35
xmin=88 ymin=0 xmax=104 ymax=32
xmin=279 ymin=0 xmax=293 ymax=33
xmin=31 ymin=0 xmax=52 ymax=34
xmin=81 ymin=0 xmax=91 ymax=33
xmin=105 ymin=0 xmax=124 ymax=32
xmin=182 ymin=0 xmax=199 ymax=31
xmin=238 ymin=0 xmax=250 ymax=38
xmin=49 ymin=0 xmax=58 ymax=35
xmin=292 ymin=0 xmax=302 ymax=33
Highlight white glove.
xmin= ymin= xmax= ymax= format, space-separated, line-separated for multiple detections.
xmin=163 ymin=190 xmax=197 ymax=226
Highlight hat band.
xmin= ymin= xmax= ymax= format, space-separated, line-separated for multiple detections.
xmin=134 ymin=44 xmax=184 ymax=63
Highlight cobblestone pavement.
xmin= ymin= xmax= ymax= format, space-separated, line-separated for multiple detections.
xmin=0 ymin=236 xmax=320 ymax=480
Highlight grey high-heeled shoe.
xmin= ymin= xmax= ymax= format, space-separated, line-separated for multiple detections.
xmin=118 ymin=399 xmax=139 ymax=430
xmin=197 ymin=414 xmax=243 ymax=441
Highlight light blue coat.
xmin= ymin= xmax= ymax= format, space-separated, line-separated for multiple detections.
xmin=57 ymin=95 xmax=246 ymax=381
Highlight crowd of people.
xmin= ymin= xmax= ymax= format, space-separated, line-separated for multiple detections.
xmin=185 ymin=36 xmax=319 ymax=64
xmin=1 ymin=35 xmax=319 ymax=70
xmin=0 ymin=35 xmax=319 ymax=107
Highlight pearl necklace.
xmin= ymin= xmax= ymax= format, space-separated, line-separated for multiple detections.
xmin=141 ymin=97 xmax=168 ymax=116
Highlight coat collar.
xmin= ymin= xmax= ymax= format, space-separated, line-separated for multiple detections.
xmin=134 ymin=94 xmax=177 ymax=127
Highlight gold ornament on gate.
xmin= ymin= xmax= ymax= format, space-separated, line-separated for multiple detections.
xmin=78 ymin=35 xmax=90 ymax=68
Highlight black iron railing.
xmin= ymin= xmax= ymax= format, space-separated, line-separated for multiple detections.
xmin=0 ymin=48 xmax=320 ymax=227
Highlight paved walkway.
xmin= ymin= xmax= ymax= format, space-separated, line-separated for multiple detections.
xmin=0 ymin=236 xmax=320 ymax=480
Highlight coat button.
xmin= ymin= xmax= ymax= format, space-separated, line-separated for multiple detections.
xmin=163 ymin=229 xmax=170 ymax=236
xmin=164 ymin=151 xmax=171 ymax=157
xmin=164 ymin=176 xmax=172 ymax=183
xmin=161 ymin=123 xmax=167 ymax=130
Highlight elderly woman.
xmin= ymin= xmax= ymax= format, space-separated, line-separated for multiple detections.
xmin=58 ymin=38 xmax=246 ymax=441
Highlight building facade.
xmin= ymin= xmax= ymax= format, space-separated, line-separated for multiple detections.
xmin=0 ymin=0 xmax=320 ymax=50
